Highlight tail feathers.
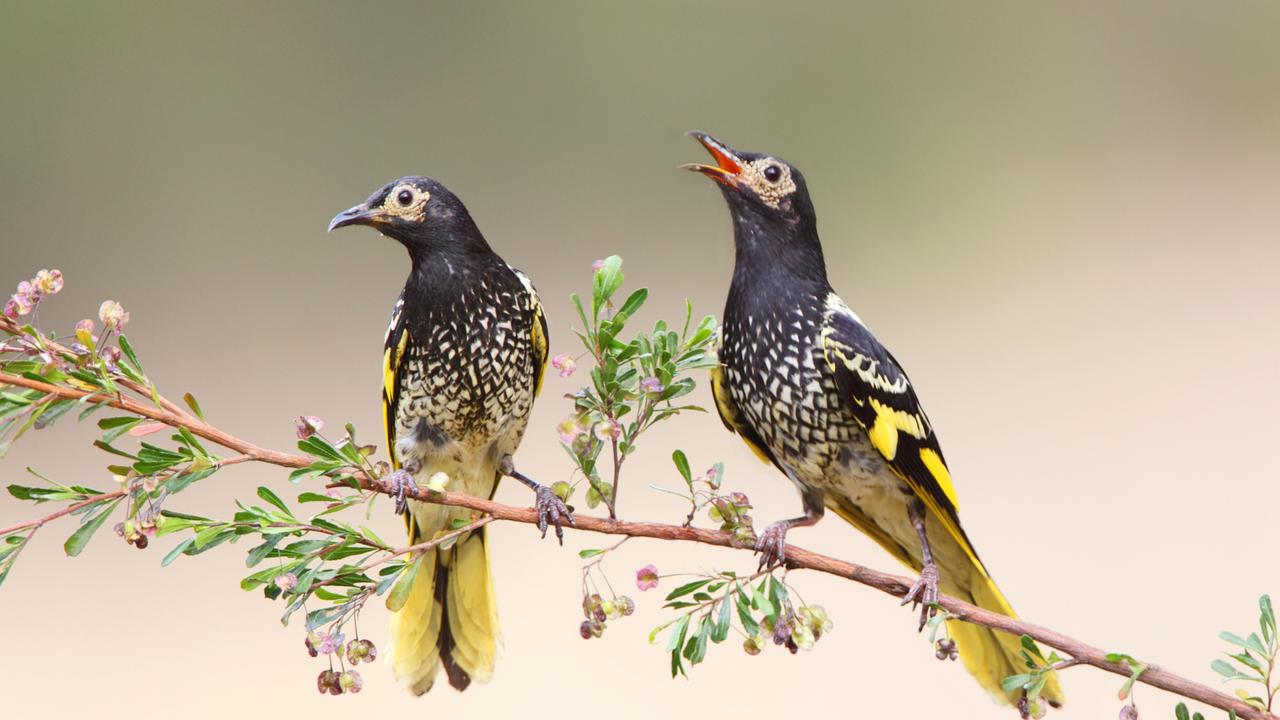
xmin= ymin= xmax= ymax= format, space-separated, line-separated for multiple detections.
xmin=946 ymin=567 xmax=1065 ymax=708
xmin=828 ymin=496 xmax=1064 ymax=709
xmin=387 ymin=528 xmax=500 ymax=695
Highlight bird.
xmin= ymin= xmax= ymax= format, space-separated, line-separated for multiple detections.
xmin=329 ymin=176 xmax=571 ymax=695
xmin=682 ymin=132 xmax=1064 ymax=711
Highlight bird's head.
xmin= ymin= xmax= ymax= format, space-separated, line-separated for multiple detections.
xmin=683 ymin=132 xmax=825 ymax=283
xmin=682 ymin=131 xmax=816 ymax=231
xmin=328 ymin=176 xmax=489 ymax=257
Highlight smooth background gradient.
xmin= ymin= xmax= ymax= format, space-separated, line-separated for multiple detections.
xmin=2 ymin=2 xmax=1278 ymax=717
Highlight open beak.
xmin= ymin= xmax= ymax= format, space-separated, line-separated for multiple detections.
xmin=681 ymin=131 xmax=744 ymax=188
xmin=327 ymin=203 xmax=377 ymax=232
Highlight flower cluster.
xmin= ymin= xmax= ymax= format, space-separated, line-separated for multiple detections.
xmin=757 ymin=605 xmax=833 ymax=655
xmin=708 ymin=491 xmax=755 ymax=545
xmin=579 ymin=591 xmax=635 ymax=639
xmin=113 ymin=517 xmax=156 ymax=550
xmin=305 ymin=631 xmax=376 ymax=696
xmin=4 ymin=269 xmax=63 ymax=320
xmin=316 ymin=669 xmax=362 ymax=695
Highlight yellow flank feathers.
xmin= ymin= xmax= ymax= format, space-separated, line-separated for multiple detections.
xmin=530 ymin=300 xmax=549 ymax=398
xmin=711 ymin=364 xmax=774 ymax=465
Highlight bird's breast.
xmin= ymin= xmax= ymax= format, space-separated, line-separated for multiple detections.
xmin=721 ymin=304 xmax=860 ymax=482
xmin=396 ymin=286 xmax=536 ymax=450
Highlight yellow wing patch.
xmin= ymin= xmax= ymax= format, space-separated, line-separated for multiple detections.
xmin=383 ymin=328 xmax=410 ymax=471
xmin=919 ymin=447 xmax=960 ymax=513
xmin=866 ymin=397 xmax=927 ymax=461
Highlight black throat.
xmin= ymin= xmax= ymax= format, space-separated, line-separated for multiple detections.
xmin=724 ymin=202 xmax=830 ymax=321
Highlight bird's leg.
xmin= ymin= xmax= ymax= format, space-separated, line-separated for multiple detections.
xmin=500 ymin=455 xmax=574 ymax=545
xmin=755 ymin=488 xmax=824 ymax=571
xmin=900 ymin=497 xmax=941 ymax=631
xmin=386 ymin=458 xmax=421 ymax=516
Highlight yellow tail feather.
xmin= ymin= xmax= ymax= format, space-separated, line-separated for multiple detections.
xmin=948 ymin=569 xmax=1065 ymax=708
xmin=829 ymin=497 xmax=1064 ymax=709
xmin=387 ymin=529 xmax=500 ymax=695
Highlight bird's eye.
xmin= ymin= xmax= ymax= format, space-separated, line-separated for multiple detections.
xmin=396 ymin=189 xmax=414 ymax=206
xmin=763 ymin=165 xmax=782 ymax=183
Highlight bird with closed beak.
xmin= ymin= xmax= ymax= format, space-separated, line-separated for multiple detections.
xmin=682 ymin=132 xmax=1064 ymax=712
xmin=329 ymin=176 xmax=572 ymax=695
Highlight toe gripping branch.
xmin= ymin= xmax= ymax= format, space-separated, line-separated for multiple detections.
xmin=501 ymin=456 xmax=575 ymax=544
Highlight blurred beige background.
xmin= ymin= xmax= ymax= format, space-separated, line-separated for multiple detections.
xmin=2 ymin=1 xmax=1278 ymax=717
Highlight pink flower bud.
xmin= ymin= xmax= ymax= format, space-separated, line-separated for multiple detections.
xmin=639 ymin=376 xmax=663 ymax=394
xmin=295 ymin=415 xmax=324 ymax=439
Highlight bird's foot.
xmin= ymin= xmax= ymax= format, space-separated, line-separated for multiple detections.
xmin=754 ymin=521 xmax=792 ymax=571
xmin=500 ymin=455 xmax=574 ymax=544
xmin=533 ymin=484 xmax=574 ymax=544
xmin=900 ymin=561 xmax=940 ymax=632
xmin=387 ymin=466 xmax=419 ymax=516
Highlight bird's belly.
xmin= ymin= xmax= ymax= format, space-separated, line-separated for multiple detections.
xmin=403 ymin=437 xmax=502 ymax=542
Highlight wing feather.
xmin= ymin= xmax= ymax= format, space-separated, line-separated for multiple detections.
xmin=819 ymin=294 xmax=989 ymax=576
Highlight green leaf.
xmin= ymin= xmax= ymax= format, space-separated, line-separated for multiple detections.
xmin=751 ymin=583 xmax=775 ymax=617
xmin=1001 ymin=674 xmax=1032 ymax=692
xmin=618 ymin=288 xmax=648 ymax=317
xmin=665 ymin=614 xmax=690 ymax=653
xmin=246 ymin=534 xmax=285 ymax=567
xmin=63 ymin=498 xmax=122 ymax=557
xmin=665 ymin=578 xmax=711 ymax=601
xmin=578 ymin=548 xmax=604 ymax=559
xmin=256 ymin=486 xmax=293 ymax=518
xmin=592 ymin=255 xmax=625 ymax=317
xmin=117 ymin=335 xmax=145 ymax=376
xmin=297 ymin=492 xmax=336 ymax=503
xmin=712 ymin=593 xmax=732 ymax=643
xmin=161 ymin=537 xmax=195 ymax=566
xmin=386 ymin=558 xmax=421 ymax=612
xmin=183 ymin=392 xmax=206 ymax=421
xmin=671 ymin=449 xmax=691 ymax=486
xmin=1211 ymin=658 xmax=1241 ymax=678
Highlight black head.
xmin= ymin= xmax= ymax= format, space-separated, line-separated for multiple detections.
xmin=683 ymin=132 xmax=826 ymax=286
xmin=328 ymin=176 xmax=490 ymax=259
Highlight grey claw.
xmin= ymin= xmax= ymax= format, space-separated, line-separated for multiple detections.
xmin=901 ymin=563 xmax=940 ymax=632
xmin=534 ymin=485 xmax=574 ymax=545
xmin=386 ymin=469 xmax=418 ymax=516
xmin=754 ymin=522 xmax=788 ymax=571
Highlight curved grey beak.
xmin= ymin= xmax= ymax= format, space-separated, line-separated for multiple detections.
xmin=327 ymin=204 xmax=373 ymax=232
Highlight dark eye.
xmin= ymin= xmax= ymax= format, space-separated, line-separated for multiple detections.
xmin=763 ymin=165 xmax=782 ymax=183
xmin=396 ymin=189 xmax=414 ymax=206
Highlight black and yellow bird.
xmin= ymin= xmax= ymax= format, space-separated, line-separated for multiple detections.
xmin=683 ymin=133 xmax=1064 ymax=710
xmin=329 ymin=176 xmax=571 ymax=695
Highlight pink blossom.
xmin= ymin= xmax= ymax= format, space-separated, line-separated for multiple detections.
xmin=593 ymin=418 xmax=620 ymax=441
xmin=556 ymin=417 xmax=582 ymax=444
xmin=33 ymin=269 xmax=63 ymax=295
xmin=636 ymin=564 xmax=659 ymax=591
xmin=592 ymin=259 xmax=606 ymax=271
xmin=551 ymin=353 xmax=576 ymax=378
xmin=639 ymin=376 xmax=663 ymax=394
xmin=98 ymin=300 xmax=129 ymax=331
